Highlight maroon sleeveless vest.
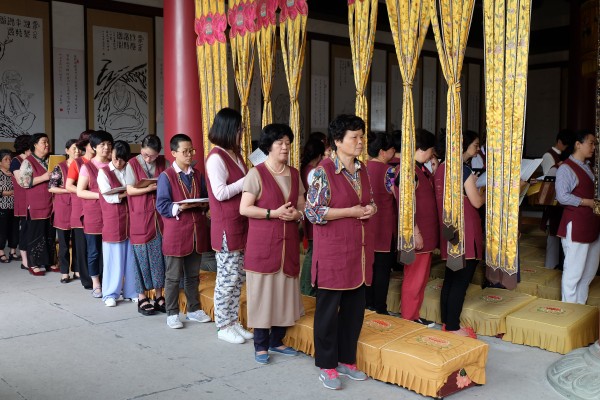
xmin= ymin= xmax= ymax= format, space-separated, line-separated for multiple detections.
xmin=301 ymin=164 xmax=315 ymax=241
xmin=11 ymin=156 xmax=26 ymax=217
xmin=434 ymin=163 xmax=482 ymax=260
xmin=367 ymin=160 xmax=397 ymax=252
xmin=547 ymin=148 xmax=561 ymax=166
xmin=25 ymin=155 xmax=52 ymax=220
xmin=70 ymin=157 xmax=87 ymax=229
xmin=244 ymin=164 xmax=300 ymax=277
xmin=312 ymin=158 xmax=374 ymax=290
xmin=99 ymin=166 xmax=128 ymax=243
xmin=415 ymin=164 xmax=439 ymax=253
xmin=53 ymin=161 xmax=72 ymax=230
xmin=160 ymin=167 xmax=209 ymax=256
xmin=557 ymin=158 xmax=600 ymax=243
xmin=205 ymin=148 xmax=248 ymax=252
xmin=127 ymin=155 xmax=165 ymax=245
xmin=82 ymin=161 xmax=103 ymax=235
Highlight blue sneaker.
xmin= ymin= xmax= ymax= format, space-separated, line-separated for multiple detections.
xmin=255 ymin=352 xmax=270 ymax=365
xmin=268 ymin=346 xmax=298 ymax=356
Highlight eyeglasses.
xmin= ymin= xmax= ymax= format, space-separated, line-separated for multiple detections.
xmin=141 ymin=151 xmax=159 ymax=161
xmin=176 ymin=149 xmax=196 ymax=156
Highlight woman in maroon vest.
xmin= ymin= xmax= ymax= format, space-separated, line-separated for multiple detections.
xmin=49 ymin=139 xmax=81 ymax=283
xmin=206 ymin=108 xmax=252 ymax=344
xmin=434 ymin=130 xmax=484 ymax=338
xmin=556 ymin=130 xmax=600 ymax=304
xmin=98 ymin=140 xmax=136 ymax=307
xmin=240 ymin=123 xmax=305 ymax=365
xmin=125 ymin=135 xmax=168 ymax=316
xmin=17 ymin=133 xmax=56 ymax=276
xmin=305 ymin=115 xmax=376 ymax=390
xmin=77 ymin=130 xmax=113 ymax=298
xmin=65 ymin=130 xmax=95 ymax=289
xmin=10 ymin=135 xmax=31 ymax=268
xmin=365 ymin=131 xmax=397 ymax=315
xmin=299 ymin=137 xmax=325 ymax=297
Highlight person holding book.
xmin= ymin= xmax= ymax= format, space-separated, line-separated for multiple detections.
xmin=125 ymin=135 xmax=168 ymax=316
xmin=98 ymin=140 xmax=136 ymax=307
xmin=48 ymin=138 xmax=81 ymax=283
xmin=18 ymin=133 xmax=57 ymax=276
xmin=10 ymin=134 xmax=31 ymax=269
xmin=205 ymin=108 xmax=252 ymax=344
xmin=77 ymin=130 xmax=113 ymax=297
xmin=156 ymin=133 xmax=211 ymax=329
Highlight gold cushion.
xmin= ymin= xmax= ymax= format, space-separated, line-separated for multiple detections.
xmin=537 ymin=274 xmax=562 ymax=301
xmin=587 ymin=277 xmax=600 ymax=308
xmin=503 ymin=298 xmax=599 ymax=354
xmin=460 ymin=288 xmax=536 ymax=336
xmin=386 ymin=272 xmax=403 ymax=314
xmin=419 ymin=278 xmax=444 ymax=324
xmin=429 ymin=262 xmax=446 ymax=280
xmin=380 ymin=330 xmax=489 ymax=398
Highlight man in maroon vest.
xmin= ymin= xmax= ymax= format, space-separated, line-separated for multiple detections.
xmin=156 ymin=133 xmax=211 ymax=329
xmin=306 ymin=115 xmax=376 ymax=390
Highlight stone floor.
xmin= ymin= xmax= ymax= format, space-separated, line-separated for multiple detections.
xmin=0 ymin=257 xmax=569 ymax=400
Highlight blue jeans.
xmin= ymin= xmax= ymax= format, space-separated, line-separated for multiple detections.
xmin=85 ymin=233 xmax=102 ymax=278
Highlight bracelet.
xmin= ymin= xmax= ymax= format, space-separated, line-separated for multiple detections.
xmin=266 ymin=209 xmax=271 ymax=220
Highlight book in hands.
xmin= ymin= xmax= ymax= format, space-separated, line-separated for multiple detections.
xmin=174 ymin=198 xmax=209 ymax=204
xmin=103 ymin=186 xmax=127 ymax=195
xmin=134 ymin=178 xmax=158 ymax=189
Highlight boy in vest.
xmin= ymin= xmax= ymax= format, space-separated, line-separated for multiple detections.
xmin=156 ymin=134 xmax=211 ymax=329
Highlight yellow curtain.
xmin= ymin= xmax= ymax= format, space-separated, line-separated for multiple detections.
xmin=255 ymin=0 xmax=278 ymax=127
xmin=430 ymin=0 xmax=475 ymax=269
xmin=348 ymin=0 xmax=378 ymax=160
xmin=385 ymin=0 xmax=431 ymax=263
xmin=195 ymin=0 xmax=229 ymax=159
xmin=279 ymin=0 xmax=308 ymax=168
xmin=228 ymin=0 xmax=256 ymax=162
xmin=484 ymin=0 xmax=531 ymax=273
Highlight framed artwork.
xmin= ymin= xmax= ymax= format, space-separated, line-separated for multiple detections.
xmin=0 ymin=0 xmax=51 ymax=150
xmin=86 ymin=9 xmax=155 ymax=149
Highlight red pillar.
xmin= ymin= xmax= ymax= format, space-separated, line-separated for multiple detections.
xmin=163 ymin=0 xmax=203 ymax=169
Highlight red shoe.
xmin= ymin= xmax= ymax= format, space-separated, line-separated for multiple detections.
xmin=29 ymin=267 xmax=45 ymax=276
xmin=464 ymin=326 xmax=477 ymax=339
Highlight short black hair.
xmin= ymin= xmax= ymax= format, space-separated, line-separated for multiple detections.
xmin=462 ymin=130 xmax=479 ymax=153
xmin=556 ymin=129 xmax=573 ymax=146
xmin=208 ymin=107 xmax=242 ymax=152
xmin=259 ymin=124 xmax=294 ymax=155
xmin=391 ymin=130 xmax=402 ymax=153
xmin=89 ymin=130 xmax=114 ymax=150
xmin=435 ymin=129 xmax=447 ymax=161
xmin=415 ymin=128 xmax=435 ymax=151
xmin=170 ymin=133 xmax=192 ymax=152
xmin=301 ymin=137 xmax=325 ymax=169
xmin=76 ymin=129 xmax=94 ymax=151
xmin=367 ymin=131 xmax=394 ymax=158
xmin=65 ymin=139 xmax=78 ymax=150
xmin=0 ymin=148 xmax=12 ymax=161
xmin=328 ymin=114 xmax=365 ymax=151
xmin=13 ymin=134 xmax=31 ymax=154
xmin=113 ymin=140 xmax=131 ymax=161
xmin=308 ymin=131 xmax=327 ymax=145
xmin=29 ymin=133 xmax=48 ymax=152
xmin=141 ymin=134 xmax=162 ymax=153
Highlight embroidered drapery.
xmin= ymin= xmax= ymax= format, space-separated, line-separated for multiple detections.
xmin=484 ymin=0 xmax=531 ymax=273
xmin=430 ymin=0 xmax=475 ymax=270
xmin=255 ymin=0 xmax=277 ymax=127
xmin=348 ymin=0 xmax=378 ymax=160
xmin=229 ymin=0 xmax=257 ymax=162
xmin=279 ymin=0 xmax=308 ymax=168
xmin=386 ymin=0 xmax=431 ymax=263
xmin=195 ymin=0 xmax=229 ymax=158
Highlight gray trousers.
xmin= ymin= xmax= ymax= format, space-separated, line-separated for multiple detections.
xmin=165 ymin=252 xmax=202 ymax=316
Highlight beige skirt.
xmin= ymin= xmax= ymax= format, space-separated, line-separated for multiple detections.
xmin=246 ymin=270 xmax=304 ymax=329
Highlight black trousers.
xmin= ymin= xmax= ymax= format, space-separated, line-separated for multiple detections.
xmin=314 ymin=285 xmax=365 ymax=369
xmin=440 ymin=259 xmax=479 ymax=331
xmin=365 ymin=251 xmax=393 ymax=313
xmin=25 ymin=215 xmax=55 ymax=268
xmin=0 ymin=209 xmax=19 ymax=250
xmin=253 ymin=326 xmax=287 ymax=352
xmin=72 ymin=228 xmax=91 ymax=288
xmin=18 ymin=216 xmax=28 ymax=251
xmin=56 ymin=229 xmax=72 ymax=275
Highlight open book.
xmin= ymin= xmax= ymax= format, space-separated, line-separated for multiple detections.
xmin=134 ymin=178 xmax=158 ymax=189
xmin=103 ymin=186 xmax=127 ymax=195
xmin=248 ymin=148 xmax=267 ymax=166
xmin=174 ymin=198 xmax=209 ymax=204
xmin=476 ymin=158 xmax=543 ymax=190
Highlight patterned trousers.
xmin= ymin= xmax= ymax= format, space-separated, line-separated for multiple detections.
xmin=214 ymin=232 xmax=246 ymax=329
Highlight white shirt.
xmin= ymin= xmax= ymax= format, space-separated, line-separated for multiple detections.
xmin=205 ymin=147 xmax=246 ymax=202
xmin=541 ymin=146 xmax=561 ymax=176
xmin=98 ymin=162 xmax=127 ymax=204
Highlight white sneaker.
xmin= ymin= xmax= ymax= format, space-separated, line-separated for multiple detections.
xmin=104 ymin=297 xmax=117 ymax=307
xmin=167 ymin=315 xmax=183 ymax=329
xmin=233 ymin=322 xmax=254 ymax=340
xmin=218 ymin=325 xmax=245 ymax=344
xmin=186 ymin=310 xmax=211 ymax=323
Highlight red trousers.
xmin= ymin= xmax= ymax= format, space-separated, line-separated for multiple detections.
xmin=401 ymin=252 xmax=432 ymax=320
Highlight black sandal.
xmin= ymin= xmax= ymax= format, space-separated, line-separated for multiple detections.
xmin=138 ymin=298 xmax=155 ymax=316
xmin=0 ymin=254 xmax=9 ymax=264
xmin=8 ymin=253 xmax=20 ymax=262
xmin=154 ymin=296 xmax=166 ymax=313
